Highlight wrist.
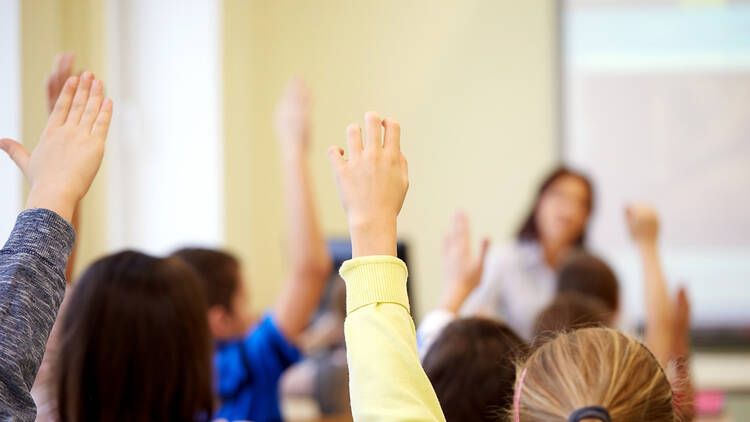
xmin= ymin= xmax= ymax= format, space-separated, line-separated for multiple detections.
xmin=280 ymin=144 xmax=307 ymax=159
xmin=637 ymin=239 xmax=658 ymax=253
xmin=439 ymin=283 xmax=473 ymax=314
xmin=349 ymin=217 xmax=397 ymax=258
xmin=25 ymin=187 xmax=76 ymax=223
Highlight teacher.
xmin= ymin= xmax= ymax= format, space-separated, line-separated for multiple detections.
xmin=461 ymin=166 xmax=594 ymax=340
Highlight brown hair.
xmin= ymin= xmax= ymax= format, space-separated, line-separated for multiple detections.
xmin=517 ymin=166 xmax=594 ymax=247
xmin=56 ymin=251 xmax=214 ymax=422
xmin=423 ymin=318 xmax=528 ymax=422
xmin=171 ymin=248 xmax=241 ymax=311
xmin=557 ymin=251 xmax=620 ymax=312
xmin=533 ymin=293 xmax=613 ymax=340
xmin=514 ymin=327 xmax=673 ymax=421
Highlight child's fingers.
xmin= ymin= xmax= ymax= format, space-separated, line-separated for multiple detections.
xmin=80 ymin=79 xmax=104 ymax=130
xmin=57 ymin=54 xmax=73 ymax=88
xmin=91 ymin=98 xmax=114 ymax=140
xmin=48 ymin=54 xmax=63 ymax=88
xmin=61 ymin=52 xmax=74 ymax=74
xmin=66 ymin=71 xmax=94 ymax=125
xmin=327 ymin=145 xmax=345 ymax=170
xmin=455 ymin=211 xmax=468 ymax=230
xmin=0 ymin=138 xmax=31 ymax=175
xmin=363 ymin=111 xmax=382 ymax=150
xmin=49 ymin=76 xmax=79 ymax=126
xmin=51 ymin=53 xmax=64 ymax=72
xmin=382 ymin=117 xmax=400 ymax=152
xmin=346 ymin=124 xmax=363 ymax=159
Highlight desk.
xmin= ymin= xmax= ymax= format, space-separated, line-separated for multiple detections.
xmin=694 ymin=352 xmax=750 ymax=422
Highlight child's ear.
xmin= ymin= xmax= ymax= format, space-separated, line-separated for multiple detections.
xmin=207 ymin=305 xmax=231 ymax=339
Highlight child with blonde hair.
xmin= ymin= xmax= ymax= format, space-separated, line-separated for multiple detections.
xmin=512 ymin=327 xmax=673 ymax=421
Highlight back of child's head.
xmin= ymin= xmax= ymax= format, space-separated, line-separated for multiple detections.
xmin=533 ymin=292 xmax=613 ymax=339
xmin=513 ymin=327 xmax=673 ymax=421
xmin=171 ymin=247 xmax=240 ymax=310
xmin=56 ymin=250 xmax=214 ymax=422
xmin=422 ymin=317 xmax=528 ymax=422
xmin=558 ymin=251 xmax=620 ymax=312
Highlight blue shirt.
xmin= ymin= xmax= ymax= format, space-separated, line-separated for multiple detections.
xmin=215 ymin=314 xmax=301 ymax=422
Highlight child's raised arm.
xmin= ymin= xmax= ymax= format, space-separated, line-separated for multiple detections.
xmin=416 ymin=211 xmax=489 ymax=357
xmin=329 ymin=111 xmax=445 ymax=422
xmin=0 ymin=72 xmax=112 ymax=420
xmin=45 ymin=52 xmax=80 ymax=282
xmin=272 ymin=79 xmax=333 ymax=342
xmin=626 ymin=204 xmax=672 ymax=366
xmin=440 ymin=211 xmax=490 ymax=314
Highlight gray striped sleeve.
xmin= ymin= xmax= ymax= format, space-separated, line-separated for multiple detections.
xmin=0 ymin=209 xmax=74 ymax=422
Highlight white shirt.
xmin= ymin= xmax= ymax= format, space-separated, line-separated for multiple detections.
xmin=416 ymin=309 xmax=456 ymax=360
xmin=460 ymin=240 xmax=557 ymax=341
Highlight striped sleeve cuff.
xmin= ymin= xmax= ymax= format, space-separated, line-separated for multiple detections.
xmin=339 ymin=255 xmax=410 ymax=315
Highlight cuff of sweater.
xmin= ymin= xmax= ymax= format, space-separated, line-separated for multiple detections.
xmin=339 ymin=255 xmax=409 ymax=315
xmin=2 ymin=209 xmax=76 ymax=270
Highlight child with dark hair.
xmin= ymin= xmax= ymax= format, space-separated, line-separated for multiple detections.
xmin=557 ymin=251 xmax=620 ymax=313
xmin=422 ymin=318 xmax=527 ymax=422
xmin=532 ymin=292 xmax=612 ymax=338
xmin=173 ymin=79 xmax=332 ymax=422
xmin=531 ymin=251 xmax=620 ymax=339
xmin=55 ymin=251 xmax=215 ymax=422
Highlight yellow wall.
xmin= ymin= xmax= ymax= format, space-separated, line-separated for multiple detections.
xmin=19 ymin=0 xmax=557 ymax=315
xmin=223 ymin=0 xmax=559 ymax=317
xmin=21 ymin=0 xmax=108 ymax=277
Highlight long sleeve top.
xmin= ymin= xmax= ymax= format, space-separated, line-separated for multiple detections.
xmin=0 ymin=209 xmax=73 ymax=421
xmin=340 ymin=255 xmax=445 ymax=422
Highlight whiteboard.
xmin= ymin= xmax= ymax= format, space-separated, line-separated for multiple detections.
xmin=563 ymin=1 xmax=750 ymax=327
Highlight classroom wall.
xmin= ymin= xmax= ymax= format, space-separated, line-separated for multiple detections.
xmin=223 ymin=0 xmax=559 ymax=318
xmin=16 ymin=1 xmax=557 ymax=316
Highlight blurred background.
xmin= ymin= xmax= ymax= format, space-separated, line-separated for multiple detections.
xmin=1 ymin=0 xmax=749 ymax=420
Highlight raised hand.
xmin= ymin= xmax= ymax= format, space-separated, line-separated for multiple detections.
xmin=46 ymin=53 xmax=75 ymax=114
xmin=672 ymin=286 xmax=691 ymax=359
xmin=440 ymin=211 xmax=490 ymax=313
xmin=627 ymin=203 xmax=672 ymax=364
xmin=274 ymin=78 xmax=311 ymax=155
xmin=327 ymin=111 xmax=408 ymax=257
xmin=0 ymin=72 xmax=113 ymax=223
xmin=626 ymin=203 xmax=659 ymax=246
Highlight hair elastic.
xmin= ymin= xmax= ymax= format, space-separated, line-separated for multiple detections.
xmin=568 ymin=406 xmax=611 ymax=422
xmin=513 ymin=368 xmax=527 ymax=422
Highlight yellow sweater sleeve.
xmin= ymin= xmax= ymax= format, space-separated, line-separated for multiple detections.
xmin=340 ymin=256 xmax=446 ymax=422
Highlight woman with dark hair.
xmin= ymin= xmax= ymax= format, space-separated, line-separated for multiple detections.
xmin=54 ymin=251 xmax=215 ymax=422
xmin=461 ymin=166 xmax=594 ymax=340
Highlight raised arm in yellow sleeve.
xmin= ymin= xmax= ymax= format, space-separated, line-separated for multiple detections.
xmin=327 ymin=112 xmax=444 ymax=421
xmin=340 ymin=255 xmax=445 ymax=422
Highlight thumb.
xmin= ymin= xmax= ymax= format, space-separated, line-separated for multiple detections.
xmin=0 ymin=138 xmax=31 ymax=176
xmin=476 ymin=237 xmax=491 ymax=269
xmin=327 ymin=145 xmax=345 ymax=170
